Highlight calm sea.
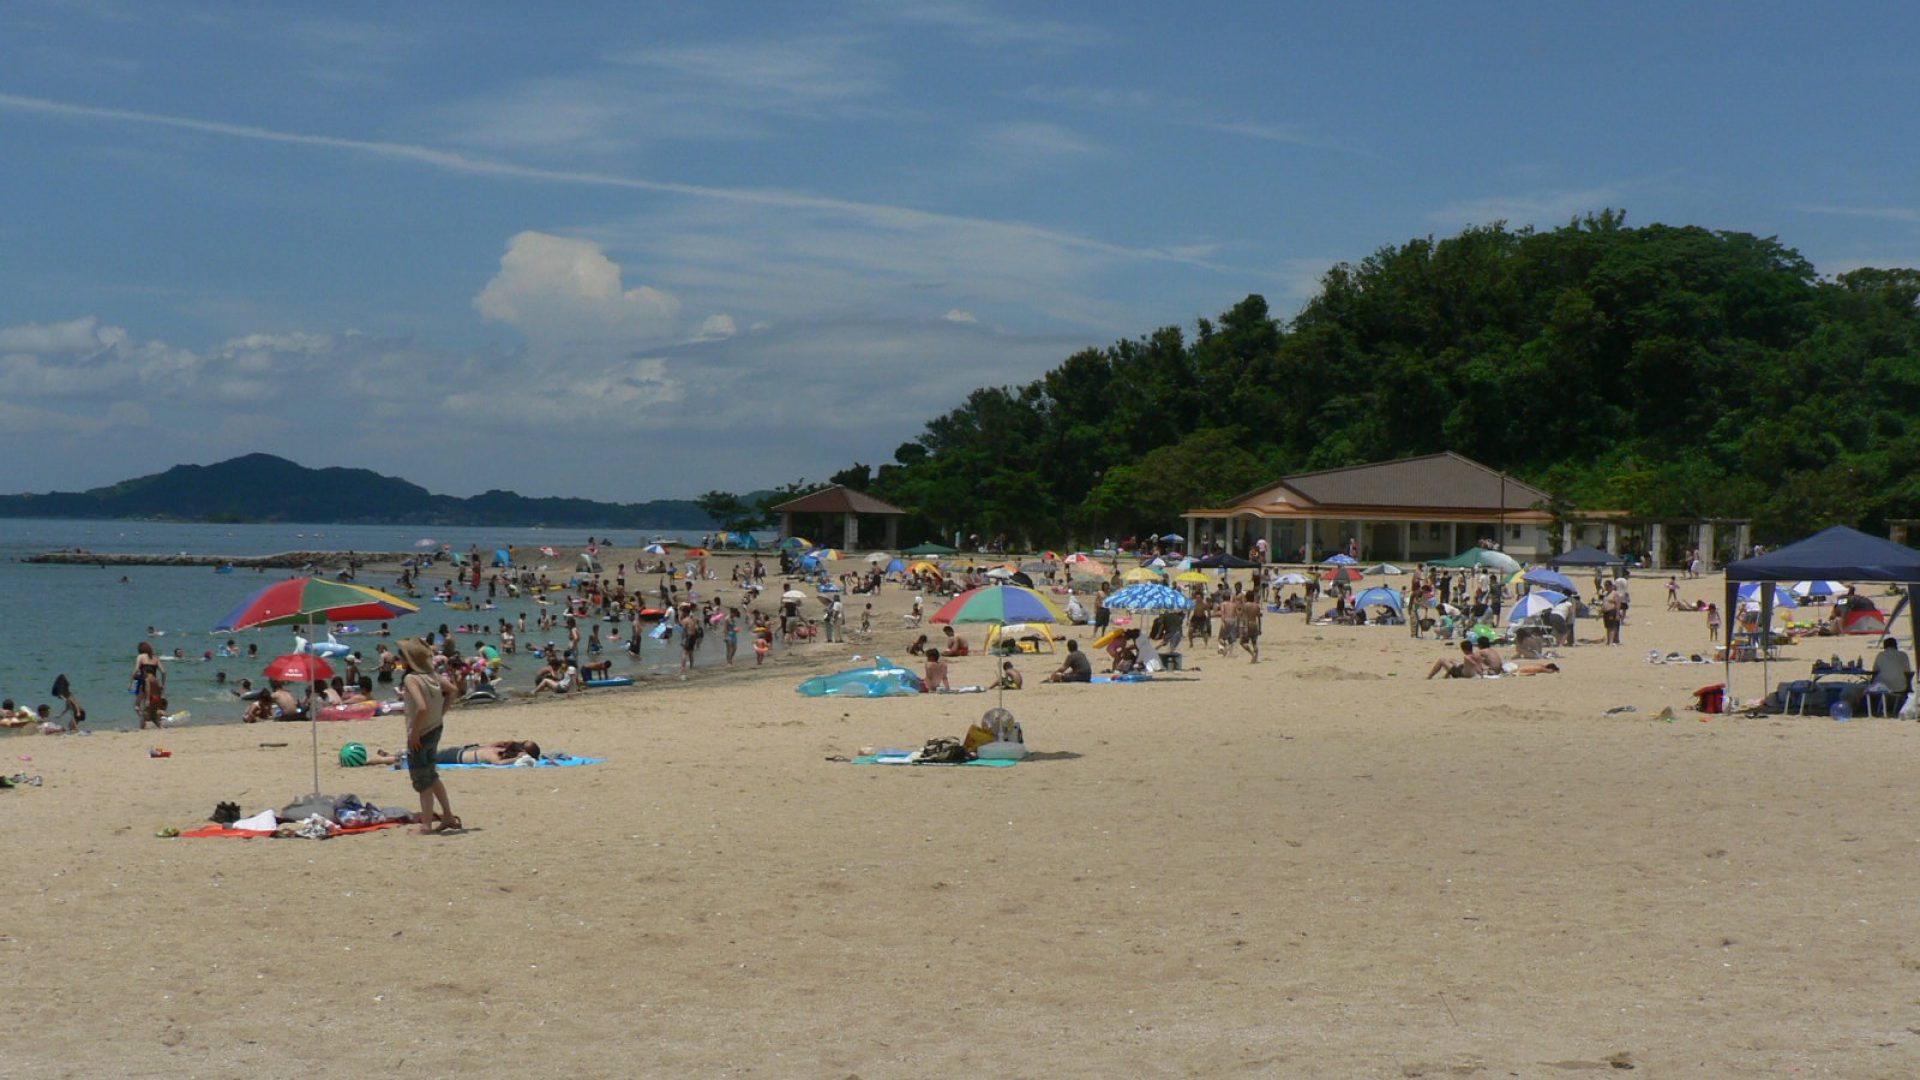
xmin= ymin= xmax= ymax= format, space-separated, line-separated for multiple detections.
xmin=0 ymin=518 xmax=733 ymax=731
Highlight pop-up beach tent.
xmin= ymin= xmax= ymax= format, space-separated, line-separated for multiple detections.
xmin=1723 ymin=525 xmax=1920 ymax=709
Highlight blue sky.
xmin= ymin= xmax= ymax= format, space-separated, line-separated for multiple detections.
xmin=1 ymin=1 xmax=1915 ymax=500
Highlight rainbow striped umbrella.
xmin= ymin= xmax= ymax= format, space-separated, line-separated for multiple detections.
xmin=930 ymin=585 xmax=1067 ymax=625
xmin=809 ymin=548 xmax=843 ymax=561
xmin=215 ymin=577 xmax=419 ymax=631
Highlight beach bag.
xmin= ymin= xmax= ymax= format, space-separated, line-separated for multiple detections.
xmin=1693 ymin=683 xmax=1726 ymax=714
xmin=916 ymin=736 xmax=973 ymax=764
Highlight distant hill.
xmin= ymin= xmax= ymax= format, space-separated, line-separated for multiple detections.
xmin=0 ymin=453 xmax=730 ymax=528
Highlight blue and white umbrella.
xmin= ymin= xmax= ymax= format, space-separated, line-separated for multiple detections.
xmin=1507 ymin=592 xmax=1567 ymax=623
xmin=1790 ymin=580 xmax=1845 ymax=598
xmin=1524 ymin=568 xmax=1578 ymax=593
xmin=1736 ymin=583 xmax=1798 ymax=608
xmin=1103 ymin=583 xmax=1195 ymax=611
xmin=1324 ymin=553 xmax=1358 ymax=565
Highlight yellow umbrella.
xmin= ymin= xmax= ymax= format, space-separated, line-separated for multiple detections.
xmin=908 ymin=561 xmax=943 ymax=577
xmin=1122 ymin=567 xmax=1164 ymax=583
xmin=1173 ymin=570 xmax=1211 ymax=584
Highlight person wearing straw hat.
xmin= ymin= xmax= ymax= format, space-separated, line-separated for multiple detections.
xmin=398 ymin=638 xmax=460 ymax=834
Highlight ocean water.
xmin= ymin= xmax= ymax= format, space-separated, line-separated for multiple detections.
xmin=0 ymin=518 xmax=734 ymax=731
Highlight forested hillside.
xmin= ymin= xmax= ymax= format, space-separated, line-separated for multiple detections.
xmin=838 ymin=213 xmax=1920 ymax=545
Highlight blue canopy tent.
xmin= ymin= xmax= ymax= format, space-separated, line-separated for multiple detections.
xmin=1193 ymin=553 xmax=1260 ymax=569
xmin=1548 ymin=545 xmax=1625 ymax=568
xmin=1723 ymin=526 xmax=1920 ymax=712
xmin=492 ymin=547 xmax=513 ymax=568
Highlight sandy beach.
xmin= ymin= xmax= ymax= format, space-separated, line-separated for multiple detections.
xmin=6 ymin=563 xmax=1920 ymax=1079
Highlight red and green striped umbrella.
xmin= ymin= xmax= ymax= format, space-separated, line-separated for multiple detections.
xmin=929 ymin=585 xmax=1067 ymax=625
xmin=215 ymin=577 xmax=419 ymax=631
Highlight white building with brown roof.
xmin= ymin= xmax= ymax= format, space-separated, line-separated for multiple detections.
xmin=1184 ymin=452 xmax=1556 ymax=563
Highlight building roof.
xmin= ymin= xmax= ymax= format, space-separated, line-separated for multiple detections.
xmin=1210 ymin=452 xmax=1553 ymax=516
xmin=770 ymin=484 xmax=907 ymax=516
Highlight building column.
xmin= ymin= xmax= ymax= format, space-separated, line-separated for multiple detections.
xmin=1697 ymin=522 xmax=1714 ymax=570
xmin=843 ymin=514 xmax=858 ymax=550
xmin=1649 ymin=523 xmax=1665 ymax=570
xmin=1448 ymin=521 xmax=1458 ymax=555
xmin=1734 ymin=522 xmax=1752 ymax=559
xmin=1263 ymin=518 xmax=1274 ymax=560
xmin=781 ymin=512 xmax=793 ymax=538
xmin=884 ymin=517 xmax=899 ymax=551
xmin=1400 ymin=522 xmax=1412 ymax=562
xmin=1301 ymin=520 xmax=1315 ymax=565
xmin=1562 ymin=522 xmax=1576 ymax=554
xmin=1605 ymin=522 xmax=1619 ymax=556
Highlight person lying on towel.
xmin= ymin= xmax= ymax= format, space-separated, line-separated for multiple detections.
xmin=359 ymin=740 xmax=543 ymax=767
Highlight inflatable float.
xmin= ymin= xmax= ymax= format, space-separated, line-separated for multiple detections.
xmin=294 ymin=634 xmax=353 ymax=660
xmin=317 ymin=701 xmax=404 ymax=722
xmin=584 ymin=676 xmax=633 ymax=688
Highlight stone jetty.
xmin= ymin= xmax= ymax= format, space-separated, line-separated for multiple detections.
xmin=19 ymin=550 xmax=414 ymax=569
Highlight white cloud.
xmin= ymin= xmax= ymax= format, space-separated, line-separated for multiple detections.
xmin=695 ymin=314 xmax=738 ymax=341
xmin=473 ymin=231 xmax=681 ymax=343
xmin=942 ymin=308 xmax=978 ymax=323
xmin=974 ymin=121 xmax=1098 ymax=174
xmin=0 ymin=92 xmax=1225 ymax=275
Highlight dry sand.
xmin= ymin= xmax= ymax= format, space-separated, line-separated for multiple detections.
xmin=6 ymin=566 xmax=1920 ymax=1078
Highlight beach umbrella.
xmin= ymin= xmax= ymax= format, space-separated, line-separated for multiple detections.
xmin=1041 ymin=551 xmax=1062 ymax=562
xmin=215 ymin=578 xmax=419 ymax=632
xmin=540 ymin=545 xmax=559 ymax=557
xmin=413 ymin=538 xmax=436 ymax=548
xmin=1019 ymin=561 xmax=1053 ymax=573
xmin=1064 ymin=552 xmax=1100 ymax=565
xmin=1524 ymin=568 xmax=1578 ymax=594
xmin=985 ymin=567 xmax=1015 ymax=579
xmin=1161 ymin=533 xmax=1184 ymax=543
xmin=264 ymin=653 xmax=334 ymax=683
xmin=1369 ymin=563 xmax=1407 ymax=576
xmin=930 ymin=585 xmax=1068 ymax=625
xmin=809 ymin=548 xmax=842 ymax=561
xmin=907 ymin=560 xmax=943 ymax=577
xmin=1321 ymin=567 xmax=1364 ymax=583
xmin=1507 ymin=593 xmax=1565 ymax=623
xmin=1790 ymin=580 xmax=1846 ymax=598
xmin=1274 ymin=572 xmax=1310 ymax=585
xmin=1103 ymin=583 xmax=1194 ymax=612
xmin=215 ymin=577 xmax=418 ymax=799
xmin=1737 ymin=583 xmax=1798 ymax=608
xmin=781 ymin=590 xmax=807 ymax=601
xmin=866 ymin=552 xmax=891 ymax=565
xmin=1173 ymin=570 xmax=1212 ymax=584
xmin=779 ymin=537 xmax=812 ymax=550
xmin=1324 ymin=553 xmax=1358 ymax=566
xmin=1010 ymin=571 xmax=1035 ymax=588
xmin=1146 ymin=556 xmax=1168 ymax=568
xmin=686 ymin=547 xmax=710 ymax=557
xmin=643 ymin=543 xmax=669 ymax=555
xmin=1122 ymin=567 xmax=1164 ymax=583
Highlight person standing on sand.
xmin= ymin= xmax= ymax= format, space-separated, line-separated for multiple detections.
xmin=1236 ymin=593 xmax=1261 ymax=663
xmin=398 ymin=638 xmax=459 ymax=834
xmin=679 ymin=604 xmax=700 ymax=675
